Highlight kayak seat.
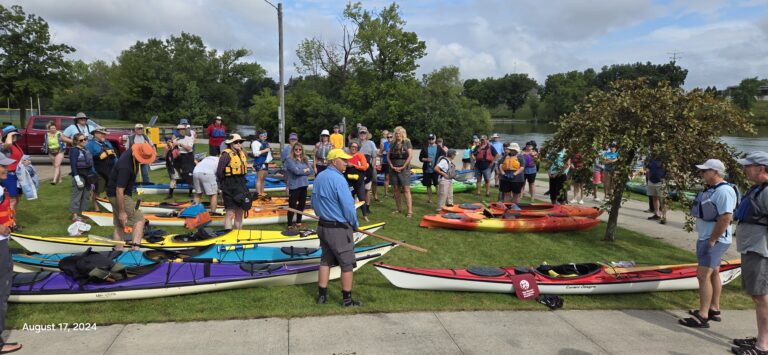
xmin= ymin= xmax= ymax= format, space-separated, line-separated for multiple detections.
xmin=536 ymin=263 xmax=600 ymax=277
xmin=459 ymin=203 xmax=481 ymax=210
xmin=12 ymin=271 xmax=54 ymax=286
xmin=442 ymin=213 xmax=465 ymax=220
xmin=281 ymin=229 xmax=299 ymax=236
xmin=467 ymin=266 xmax=506 ymax=277
xmin=514 ymin=266 xmax=535 ymax=275
xmin=281 ymin=246 xmax=319 ymax=257
xmin=239 ymin=263 xmax=284 ymax=274
xmin=171 ymin=227 xmax=218 ymax=242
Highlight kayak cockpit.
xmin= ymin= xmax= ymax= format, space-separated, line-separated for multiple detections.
xmin=535 ymin=263 xmax=601 ymax=278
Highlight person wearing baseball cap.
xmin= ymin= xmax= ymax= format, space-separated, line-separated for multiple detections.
xmin=419 ymin=133 xmax=444 ymax=204
xmin=311 ymin=148 xmax=362 ymax=307
xmin=733 ymin=151 xmax=768 ymax=352
xmin=679 ymin=158 xmax=737 ymax=329
xmin=86 ymin=127 xmax=118 ymax=211
xmin=206 ymin=116 xmax=227 ymax=156
xmin=315 ymin=129 xmax=334 ymax=175
xmin=0 ymin=126 xmax=24 ymax=211
xmin=106 ymin=143 xmax=155 ymax=252
xmin=0 ymin=151 xmax=21 ymax=353
xmin=127 ymin=122 xmax=156 ymax=184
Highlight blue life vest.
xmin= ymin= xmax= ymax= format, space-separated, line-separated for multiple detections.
xmin=691 ymin=182 xmax=739 ymax=222
xmin=735 ymin=183 xmax=768 ymax=226
xmin=210 ymin=126 xmax=226 ymax=138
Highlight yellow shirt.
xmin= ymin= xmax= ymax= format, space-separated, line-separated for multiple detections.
xmin=330 ymin=133 xmax=344 ymax=149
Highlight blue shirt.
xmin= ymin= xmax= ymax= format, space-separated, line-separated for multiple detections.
xmin=311 ymin=165 xmax=359 ymax=230
xmin=696 ymin=183 xmax=737 ymax=244
xmin=603 ymin=150 xmax=619 ymax=172
xmin=63 ymin=123 xmax=96 ymax=140
xmin=284 ymin=158 xmax=313 ymax=190
xmin=490 ymin=140 xmax=504 ymax=158
xmin=426 ymin=145 xmax=438 ymax=173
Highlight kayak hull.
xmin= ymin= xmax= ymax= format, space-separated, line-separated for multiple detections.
xmin=410 ymin=180 xmax=476 ymax=194
xmin=374 ymin=261 xmax=742 ymax=295
xmin=443 ymin=202 xmax=602 ymax=219
xmin=419 ymin=213 xmax=600 ymax=233
xmin=10 ymin=222 xmax=383 ymax=254
xmin=10 ymin=253 xmax=387 ymax=303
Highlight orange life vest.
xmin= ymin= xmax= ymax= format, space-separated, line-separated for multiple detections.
xmin=0 ymin=190 xmax=15 ymax=228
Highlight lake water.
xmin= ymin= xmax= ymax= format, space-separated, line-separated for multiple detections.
xmin=493 ymin=120 xmax=768 ymax=154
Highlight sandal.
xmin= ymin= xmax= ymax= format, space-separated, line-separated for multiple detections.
xmin=732 ymin=345 xmax=768 ymax=355
xmin=678 ymin=310 xmax=709 ymax=328
xmin=0 ymin=343 xmax=22 ymax=354
xmin=689 ymin=309 xmax=721 ymax=322
xmin=734 ymin=337 xmax=758 ymax=348
xmin=391 ymin=210 xmax=401 ymax=215
xmin=406 ymin=213 xmax=413 ymax=218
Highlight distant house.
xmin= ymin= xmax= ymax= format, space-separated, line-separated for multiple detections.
xmin=721 ymin=85 xmax=768 ymax=101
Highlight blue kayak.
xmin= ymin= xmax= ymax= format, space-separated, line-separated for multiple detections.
xmin=12 ymin=243 xmax=396 ymax=270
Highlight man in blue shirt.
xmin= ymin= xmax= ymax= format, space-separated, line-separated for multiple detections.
xmin=490 ymin=133 xmax=504 ymax=187
xmin=679 ymin=158 xmax=736 ymax=329
xmin=419 ymin=134 xmax=444 ymax=204
xmin=601 ymin=143 xmax=619 ymax=201
xmin=311 ymin=148 xmax=361 ymax=307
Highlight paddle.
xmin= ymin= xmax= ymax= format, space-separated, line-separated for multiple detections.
xmin=603 ymin=258 xmax=741 ymax=275
xmin=280 ymin=206 xmax=428 ymax=253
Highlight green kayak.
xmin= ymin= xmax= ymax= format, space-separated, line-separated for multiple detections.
xmin=625 ymin=181 xmax=695 ymax=201
xmin=410 ymin=180 xmax=476 ymax=194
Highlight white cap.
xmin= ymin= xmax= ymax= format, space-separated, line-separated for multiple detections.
xmin=696 ymin=159 xmax=726 ymax=175
xmin=321 ymin=129 xmax=330 ymax=136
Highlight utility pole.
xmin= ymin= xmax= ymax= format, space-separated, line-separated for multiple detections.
xmin=278 ymin=2 xmax=285 ymax=153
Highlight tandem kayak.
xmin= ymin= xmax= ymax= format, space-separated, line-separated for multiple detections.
xmin=374 ymin=259 xmax=742 ymax=295
xmin=10 ymin=253 xmax=387 ymax=303
xmin=12 ymin=243 xmax=397 ymax=272
xmin=419 ymin=212 xmax=600 ymax=233
xmin=410 ymin=180 xmax=476 ymax=194
xmin=443 ymin=202 xmax=602 ymax=219
xmin=83 ymin=201 xmax=363 ymax=227
xmin=10 ymin=222 xmax=383 ymax=254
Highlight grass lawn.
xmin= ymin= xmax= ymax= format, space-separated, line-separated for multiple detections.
xmin=6 ymin=167 xmax=751 ymax=327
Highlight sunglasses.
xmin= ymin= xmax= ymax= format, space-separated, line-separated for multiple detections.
xmin=294 ymin=148 xmax=303 ymax=151
xmin=77 ymin=139 xmax=86 ymax=142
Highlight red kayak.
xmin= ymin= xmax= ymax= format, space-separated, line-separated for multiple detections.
xmin=420 ymin=212 xmax=600 ymax=233
xmin=443 ymin=202 xmax=602 ymax=219
xmin=374 ymin=260 xmax=742 ymax=295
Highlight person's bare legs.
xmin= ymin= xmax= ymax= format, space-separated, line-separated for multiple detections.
xmin=754 ymin=295 xmax=768 ymax=351
xmin=341 ymin=271 xmax=353 ymax=291
xmin=404 ymin=186 xmax=413 ymax=216
xmin=709 ymin=268 xmax=722 ymax=312
xmin=318 ymin=265 xmax=330 ymax=288
xmin=393 ymin=183 xmax=403 ymax=212
xmin=209 ymin=194 xmax=218 ymax=214
xmin=234 ymin=208 xmax=244 ymax=229
xmin=224 ymin=210 xmax=235 ymax=229
xmin=696 ymin=266 xmax=714 ymax=320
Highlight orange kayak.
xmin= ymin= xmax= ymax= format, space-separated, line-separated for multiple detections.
xmin=443 ymin=202 xmax=602 ymax=219
xmin=420 ymin=212 xmax=600 ymax=233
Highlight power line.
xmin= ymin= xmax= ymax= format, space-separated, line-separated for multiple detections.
xmin=667 ymin=51 xmax=683 ymax=62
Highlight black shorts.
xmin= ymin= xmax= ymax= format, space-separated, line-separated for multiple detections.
xmin=461 ymin=158 xmax=471 ymax=163
xmin=318 ymin=225 xmax=357 ymax=272
xmin=524 ymin=173 xmax=536 ymax=184
xmin=500 ymin=179 xmax=525 ymax=194
xmin=220 ymin=175 xmax=249 ymax=210
xmin=422 ymin=172 xmax=439 ymax=187
xmin=380 ymin=164 xmax=390 ymax=174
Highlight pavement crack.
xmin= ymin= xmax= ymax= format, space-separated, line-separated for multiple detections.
xmin=287 ymin=318 xmax=291 ymax=355
xmin=103 ymin=324 xmax=126 ymax=355
xmin=433 ymin=312 xmax=465 ymax=355
xmin=554 ymin=312 xmax=611 ymax=354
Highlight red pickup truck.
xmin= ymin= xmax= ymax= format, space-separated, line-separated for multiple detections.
xmin=17 ymin=115 xmax=132 ymax=155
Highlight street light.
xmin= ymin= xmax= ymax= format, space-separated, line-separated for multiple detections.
xmin=263 ymin=0 xmax=285 ymax=152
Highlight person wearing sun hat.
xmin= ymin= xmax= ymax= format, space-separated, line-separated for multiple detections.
xmin=314 ymin=129 xmax=334 ymax=175
xmin=312 ymin=148 xmax=362 ymax=307
xmin=0 ymin=151 xmax=21 ymax=354
xmin=0 ymin=126 xmax=24 ymax=212
xmin=732 ymin=151 xmax=768 ymax=354
xmin=216 ymin=133 xmax=250 ymax=229
xmin=107 ymin=143 xmax=156 ymax=251
xmin=62 ymin=112 xmax=94 ymax=145
xmin=128 ymin=123 xmax=155 ymax=184
xmin=679 ymin=158 xmax=737 ymax=329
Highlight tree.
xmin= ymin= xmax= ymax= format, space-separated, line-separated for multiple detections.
xmin=526 ymin=94 xmax=540 ymax=119
xmin=541 ymin=69 xmax=597 ymax=119
xmin=543 ymin=79 xmax=753 ymax=241
xmin=0 ymin=4 xmax=74 ymax=127
xmin=496 ymin=74 xmax=538 ymax=113
xmin=731 ymin=77 xmax=763 ymax=110
xmin=595 ymin=61 xmax=688 ymax=89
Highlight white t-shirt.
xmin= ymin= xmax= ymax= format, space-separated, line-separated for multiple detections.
xmin=436 ymin=157 xmax=453 ymax=181
xmin=193 ymin=156 xmax=219 ymax=174
xmin=177 ymin=136 xmax=195 ymax=153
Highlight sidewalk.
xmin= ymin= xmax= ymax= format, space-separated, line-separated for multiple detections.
xmin=5 ymin=310 xmax=755 ymax=354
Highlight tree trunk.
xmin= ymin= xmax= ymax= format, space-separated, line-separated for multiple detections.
xmin=18 ymin=100 xmax=27 ymax=129
xmin=602 ymin=186 xmax=624 ymax=241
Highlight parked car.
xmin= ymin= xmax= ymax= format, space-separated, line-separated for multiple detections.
xmin=16 ymin=115 xmax=133 ymax=155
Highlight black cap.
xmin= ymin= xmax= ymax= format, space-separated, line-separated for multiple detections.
xmin=428 ymin=133 xmax=436 ymax=139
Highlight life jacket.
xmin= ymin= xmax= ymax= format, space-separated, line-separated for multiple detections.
xmin=128 ymin=134 xmax=150 ymax=148
xmin=315 ymin=142 xmax=333 ymax=164
xmin=0 ymin=189 xmax=16 ymax=228
xmin=45 ymin=132 xmax=63 ymax=152
xmin=223 ymin=148 xmax=248 ymax=176
xmin=73 ymin=147 xmax=94 ymax=169
xmin=735 ymin=183 xmax=768 ymax=226
xmin=58 ymin=248 xmax=126 ymax=285
xmin=95 ymin=141 xmax=117 ymax=161
xmin=691 ymin=182 xmax=739 ymax=222
xmin=252 ymin=140 xmax=269 ymax=165
xmin=389 ymin=140 xmax=409 ymax=161
xmin=501 ymin=155 xmax=521 ymax=172
xmin=210 ymin=125 xmax=226 ymax=138
xmin=475 ymin=145 xmax=493 ymax=162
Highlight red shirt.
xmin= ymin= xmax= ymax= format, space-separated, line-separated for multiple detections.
xmin=6 ymin=144 xmax=23 ymax=172
xmin=206 ymin=124 xmax=227 ymax=147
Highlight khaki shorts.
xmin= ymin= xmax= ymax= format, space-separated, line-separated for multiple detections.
xmin=646 ymin=182 xmax=664 ymax=197
xmin=193 ymin=172 xmax=218 ymax=196
xmin=108 ymin=195 xmax=145 ymax=228
xmin=318 ymin=225 xmax=356 ymax=272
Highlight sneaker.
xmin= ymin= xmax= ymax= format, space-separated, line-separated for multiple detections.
xmin=578 ymin=200 xmax=584 ymax=205
xmin=647 ymin=215 xmax=661 ymax=220
xmin=569 ymin=199 xmax=578 ymax=204
xmin=659 ymin=218 xmax=667 ymax=225
xmin=643 ymin=209 xmax=654 ymax=213
xmin=593 ymin=197 xmax=602 ymax=202
xmin=316 ymin=294 xmax=327 ymax=305
xmin=446 ymin=203 xmax=454 ymax=207
xmin=342 ymin=298 xmax=362 ymax=307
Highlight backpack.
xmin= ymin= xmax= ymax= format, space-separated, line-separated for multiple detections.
xmin=58 ymin=248 xmax=127 ymax=285
xmin=437 ymin=156 xmax=456 ymax=180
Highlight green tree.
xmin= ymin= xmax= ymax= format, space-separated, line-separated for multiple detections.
xmin=541 ymin=69 xmax=597 ymax=119
xmin=496 ymin=73 xmax=538 ymax=113
xmin=731 ymin=77 xmax=763 ymax=110
xmin=526 ymin=94 xmax=541 ymax=118
xmin=0 ymin=4 xmax=74 ymax=127
xmin=595 ymin=61 xmax=688 ymax=89
xmin=544 ymin=79 xmax=753 ymax=241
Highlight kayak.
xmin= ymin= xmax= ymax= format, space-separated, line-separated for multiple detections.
xmin=419 ymin=212 xmax=600 ymax=233
xmin=625 ymin=181 xmax=696 ymax=201
xmin=10 ymin=253 xmax=388 ymax=303
xmin=375 ymin=169 xmax=474 ymax=186
xmin=149 ymin=153 xmax=208 ymax=171
xmin=12 ymin=242 xmax=397 ymax=271
xmin=83 ymin=201 xmax=363 ymax=227
xmin=374 ymin=259 xmax=742 ymax=295
xmin=94 ymin=196 xmax=305 ymax=214
xmin=135 ymin=177 xmax=304 ymax=194
xmin=443 ymin=202 xmax=602 ymax=219
xmin=410 ymin=180 xmax=476 ymax=194
xmin=10 ymin=222 xmax=383 ymax=254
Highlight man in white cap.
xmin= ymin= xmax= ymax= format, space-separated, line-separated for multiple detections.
xmin=679 ymin=158 xmax=737 ymax=329
xmin=489 ymin=133 xmax=503 ymax=187
xmin=206 ymin=116 xmax=226 ymax=156
xmin=0 ymin=152 xmax=22 ymax=354
xmin=62 ymin=112 xmax=93 ymax=145
xmin=127 ymin=123 xmax=156 ymax=184
xmin=732 ymin=151 xmax=768 ymax=354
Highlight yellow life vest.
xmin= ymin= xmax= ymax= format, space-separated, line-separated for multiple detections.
xmin=501 ymin=155 xmax=521 ymax=172
xmin=223 ymin=148 xmax=247 ymax=176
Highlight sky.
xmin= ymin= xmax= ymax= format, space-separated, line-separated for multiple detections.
xmin=2 ymin=0 xmax=767 ymax=89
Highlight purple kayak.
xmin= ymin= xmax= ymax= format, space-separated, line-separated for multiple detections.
xmin=10 ymin=253 xmax=384 ymax=303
